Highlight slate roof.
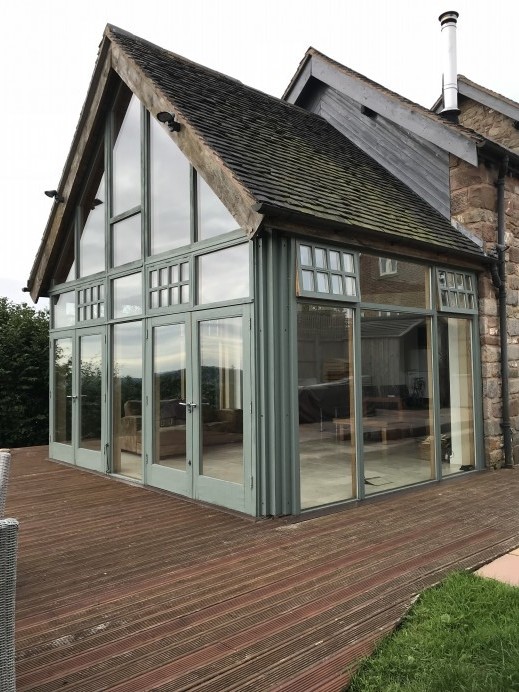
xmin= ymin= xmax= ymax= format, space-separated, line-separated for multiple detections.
xmin=108 ymin=26 xmax=484 ymax=258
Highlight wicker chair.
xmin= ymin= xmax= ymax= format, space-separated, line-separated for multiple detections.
xmin=0 ymin=450 xmax=11 ymax=517
xmin=0 ymin=518 xmax=19 ymax=691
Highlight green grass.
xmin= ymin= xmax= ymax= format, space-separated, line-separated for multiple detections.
xmin=347 ymin=571 xmax=519 ymax=692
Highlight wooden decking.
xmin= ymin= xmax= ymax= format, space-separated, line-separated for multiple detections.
xmin=7 ymin=446 xmax=519 ymax=691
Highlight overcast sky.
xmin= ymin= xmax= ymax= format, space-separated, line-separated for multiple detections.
xmin=3 ymin=0 xmax=518 ymax=308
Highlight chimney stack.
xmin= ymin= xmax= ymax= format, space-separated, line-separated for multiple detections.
xmin=439 ymin=10 xmax=460 ymax=123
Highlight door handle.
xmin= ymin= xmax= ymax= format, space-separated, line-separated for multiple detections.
xmin=66 ymin=395 xmax=78 ymax=400
xmin=178 ymin=401 xmax=197 ymax=413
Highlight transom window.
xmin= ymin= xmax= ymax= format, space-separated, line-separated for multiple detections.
xmin=297 ymin=242 xmax=357 ymax=300
xmin=77 ymin=283 xmax=105 ymax=322
xmin=149 ymin=261 xmax=190 ymax=309
xmin=437 ymin=269 xmax=476 ymax=311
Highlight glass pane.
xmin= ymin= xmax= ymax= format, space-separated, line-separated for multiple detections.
xmin=53 ymin=292 xmax=75 ymax=328
xmin=80 ymin=172 xmax=105 ymax=277
xmin=301 ymin=270 xmax=314 ymax=292
xmin=198 ymin=173 xmax=238 ymax=239
xmin=331 ymin=274 xmax=343 ymax=294
xmin=359 ymin=254 xmax=427 ymax=308
xmin=449 ymin=292 xmax=459 ymax=308
xmin=160 ymin=267 xmax=169 ymax=285
xmin=465 ymin=275 xmax=473 ymax=292
xmin=150 ymin=270 xmax=158 ymax=288
xmin=113 ymin=273 xmax=142 ymax=318
xmin=113 ymin=213 xmax=141 ymax=266
xmin=300 ymin=245 xmax=312 ymax=266
xmin=54 ymin=339 xmax=72 ymax=444
xmin=113 ymin=321 xmax=142 ymax=479
xmin=447 ymin=272 xmax=456 ymax=289
xmin=316 ymin=272 xmax=330 ymax=293
xmin=342 ymin=253 xmax=354 ymax=273
xmin=458 ymin=293 xmax=467 ymax=309
xmin=467 ymin=294 xmax=475 ymax=309
xmin=199 ymin=317 xmax=243 ymax=483
xmin=150 ymin=116 xmax=190 ymax=255
xmin=171 ymin=286 xmax=179 ymax=304
xmin=314 ymin=248 xmax=327 ymax=269
xmin=112 ymin=95 xmax=141 ymax=216
xmin=438 ymin=270 xmax=447 ymax=288
xmin=79 ymin=335 xmax=102 ymax=452
xmin=297 ymin=304 xmax=356 ymax=508
xmin=160 ymin=289 xmax=169 ymax=307
xmin=151 ymin=291 xmax=159 ymax=309
xmin=153 ymin=324 xmax=187 ymax=469
xmin=171 ymin=265 xmax=179 ymax=283
xmin=180 ymin=263 xmax=189 ymax=281
xmin=441 ymin=289 xmax=449 ymax=307
xmin=361 ymin=311 xmax=434 ymax=494
xmin=344 ymin=277 xmax=356 ymax=296
xmin=180 ymin=285 xmax=189 ymax=304
xmin=329 ymin=250 xmax=341 ymax=271
xmin=438 ymin=317 xmax=475 ymax=474
xmin=456 ymin=273 xmax=465 ymax=290
xmin=198 ymin=245 xmax=249 ymax=304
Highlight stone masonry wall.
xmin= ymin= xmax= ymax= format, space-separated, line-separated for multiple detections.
xmin=450 ymin=155 xmax=519 ymax=466
xmin=459 ymin=99 xmax=519 ymax=153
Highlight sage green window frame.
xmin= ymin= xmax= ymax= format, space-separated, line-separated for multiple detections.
xmin=296 ymin=241 xmax=358 ymax=302
xmin=147 ymin=256 xmax=192 ymax=311
xmin=77 ymin=282 xmax=106 ymax=323
xmin=436 ymin=268 xmax=478 ymax=314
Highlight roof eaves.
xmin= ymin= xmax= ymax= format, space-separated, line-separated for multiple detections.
xmin=458 ymin=75 xmax=519 ymax=122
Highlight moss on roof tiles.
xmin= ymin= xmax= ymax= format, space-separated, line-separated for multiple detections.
xmin=108 ymin=26 xmax=483 ymax=258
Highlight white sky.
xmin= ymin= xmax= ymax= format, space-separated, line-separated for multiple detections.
xmin=2 ymin=0 xmax=518 ymax=308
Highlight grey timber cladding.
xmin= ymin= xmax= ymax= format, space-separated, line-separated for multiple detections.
xmin=108 ymin=26 xmax=483 ymax=257
xmin=314 ymin=85 xmax=451 ymax=219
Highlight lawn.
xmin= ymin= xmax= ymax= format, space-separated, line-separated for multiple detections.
xmin=347 ymin=571 xmax=519 ymax=692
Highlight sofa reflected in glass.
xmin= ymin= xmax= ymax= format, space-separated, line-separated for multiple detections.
xmin=119 ymin=398 xmax=243 ymax=458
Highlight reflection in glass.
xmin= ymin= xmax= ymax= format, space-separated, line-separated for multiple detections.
xmin=112 ymin=321 xmax=142 ymax=479
xmin=150 ymin=116 xmax=190 ymax=255
xmin=198 ymin=173 xmax=238 ymax=239
xmin=54 ymin=339 xmax=73 ymax=445
xmin=297 ymin=304 xmax=356 ymax=508
xmin=359 ymin=254 xmax=428 ymax=308
xmin=153 ymin=324 xmax=187 ymax=469
xmin=438 ymin=317 xmax=475 ymax=474
xmin=79 ymin=335 xmax=102 ymax=451
xmin=112 ymin=95 xmax=141 ymax=216
xmin=53 ymin=292 xmax=75 ymax=329
xmin=113 ymin=213 xmax=141 ymax=266
xmin=80 ymin=169 xmax=105 ymax=277
xmin=198 ymin=245 xmax=249 ymax=304
xmin=199 ymin=317 xmax=243 ymax=483
xmin=113 ymin=273 xmax=142 ymax=318
xmin=361 ymin=311 xmax=434 ymax=494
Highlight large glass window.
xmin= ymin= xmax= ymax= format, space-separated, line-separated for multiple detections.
xmin=198 ymin=172 xmax=238 ymax=240
xmin=361 ymin=311 xmax=434 ymax=494
xmin=80 ymin=162 xmax=105 ymax=277
xmin=79 ymin=335 xmax=102 ymax=452
xmin=297 ymin=303 xmax=356 ymax=509
xmin=438 ymin=317 xmax=475 ymax=473
xmin=112 ymin=321 xmax=142 ymax=479
xmin=113 ymin=273 xmax=142 ymax=318
xmin=199 ymin=317 xmax=244 ymax=484
xmin=112 ymin=94 xmax=141 ymax=216
xmin=112 ymin=213 xmax=141 ymax=267
xmin=198 ymin=245 xmax=249 ymax=304
xmin=359 ymin=254 xmax=429 ymax=308
xmin=150 ymin=117 xmax=191 ymax=255
xmin=54 ymin=338 xmax=73 ymax=444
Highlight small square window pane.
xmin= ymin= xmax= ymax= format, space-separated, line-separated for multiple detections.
xmin=447 ymin=272 xmax=455 ymax=289
xmin=160 ymin=289 xmax=169 ymax=307
xmin=180 ymin=285 xmax=189 ymax=304
xmin=99 ymin=284 xmax=105 ymax=299
xmin=171 ymin=264 xmax=179 ymax=283
xmin=150 ymin=270 xmax=158 ymax=288
xmin=316 ymin=272 xmax=329 ymax=292
xmin=151 ymin=291 xmax=159 ymax=308
xmin=83 ymin=307 xmax=89 ymax=321
xmin=315 ymin=248 xmax=327 ymax=269
xmin=302 ymin=270 xmax=314 ymax=292
xmin=171 ymin=286 xmax=179 ymax=304
xmin=465 ymin=275 xmax=473 ymax=292
xmin=344 ymin=277 xmax=356 ymax=295
xmin=342 ymin=253 xmax=354 ymax=273
xmin=468 ymin=294 xmax=475 ymax=309
xmin=438 ymin=270 xmax=447 ymax=288
xmin=449 ymin=291 xmax=458 ymax=308
xmin=180 ymin=262 xmax=189 ymax=281
xmin=456 ymin=273 xmax=465 ymax=290
xmin=331 ymin=274 xmax=343 ymax=294
xmin=99 ymin=303 xmax=105 ymax=318
xmin=90 ymin=287 xmax=95 ymax=301
xmin=300 ymin=245 xmax=312 ymax=266
xmin=441 ymin=289 xmax=449 ymax=306
xmin=160 ymin=267 xmax=169 ymax=285
xmin=92 ymin=303 xmax=98 ymax=319
xmin=329 ymin=251 xmax=341 ymax=271
xmin=458 ymin=293 xmax=467 ymax=308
